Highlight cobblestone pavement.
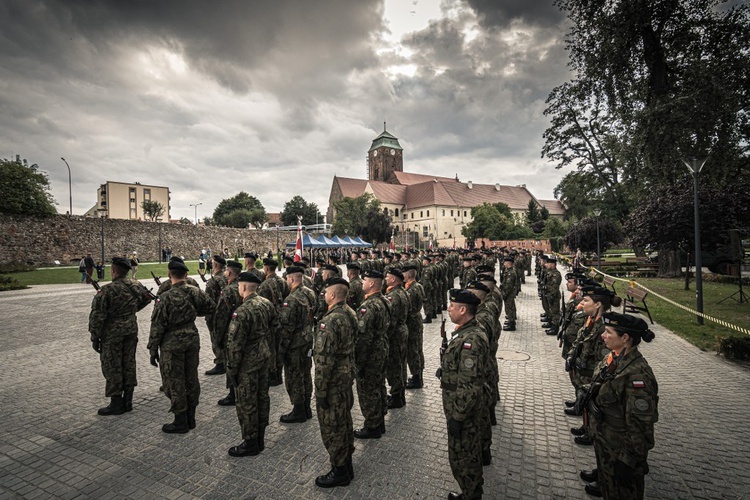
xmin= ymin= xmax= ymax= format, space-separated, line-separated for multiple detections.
xmin=1 ymin=269 xmax=749 ymax=499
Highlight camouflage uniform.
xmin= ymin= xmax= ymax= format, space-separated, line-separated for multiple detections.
xmin=440 ymin=318 xmax=490 ymax=500
xmin=474 ymin=302 xmax=499 ymax=456
xmin=589 ymin=349 xmax=659 ymax=500
xmin=279 ymin=284 xmax=316 ymax=408
xmin=561 ymin=296 xmax=585 ymax=358
xmin=460 ymin=265 xmax=476 ymax=290
xmin=314 ymin=302 xmax=358 ymax=467
xmin=501 ymin=266 xmax=518 ymax=323
xmin=385 ymin=284 xmax=409 ymax=396
xmin=355 ymin=291 xmax=390 ymax=429
xmin=204 ymin=273 xmax=229 ymax=365
xmin=440 ymin=259 xmax=451 ymax=311
xmin=544 ymin=268 xmax=563 ymax=327
xmin=258 ymin=273 xmax=290 ymax=380
xmin=347 ymin=276 xmax=364 ymax=309
xmin=157 ymin=277 xmax=200 ymax=295
xmin=514 ymin=254 xmax=525 ymax=286
xmin=404 ymin=280 xmax=425 ymax=379
xmin=148 ymin=282 xmax=215 ymax=414
xmin=226 ymin=293 xmax=274 ymax=443
xmin=570 ymin=317 xmax=607 ymax=390
xmin=89 ymin=276 xmax=152 ymax=397
xmin=421 ymin=264 xmax=435 ymax=320
xmin=214 ymin=281 xmax=243 ymax=388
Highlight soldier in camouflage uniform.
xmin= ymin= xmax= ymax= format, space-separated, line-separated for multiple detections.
xmin=403 ymin=265 xmax=425 ymax=390
xmin=314 ymin=278 xmax=358 ymax=488
xmin=420 ymin=256 xmax=435 ymax=323
xmin=213 ymin=260 xmax=244 ymax=406
xmin=148 ymin=259 xmax=215 ymax=433
xmin=514 ymin=251 xmax=526 ymax=285
xmin=353 ymin=270 xmax=390 ymax=439
xmin=459 ymin=256 xmax=476 ymax=289
xmin=89 ymin=257 xmax=153 ymax=416
xmin=204 ymin=255 xmax=229 ymax=375
xmin=501 ymin=257 xmax=518 ymax=331
xmin=440 ymin=289 xmax=490 ymax=500
xmin=542 ymin=256 xmax=562 ymax=335
xmin=346 ymin=263 xmax=364 ymax=309
xmin=582 ymin=312 xmax=658 ymax=500
xmin=278 ymin=266 xmax=317 ymax=424
xmin=474 ymin=273 xmax=502 ymax=427
xmin=559 ymin=273 xmax=586 ymax=348
xmin=438 ymin=253 xmax=451 ymax=312
xmin=243 ymin=252 xmax=266 ymax=282
xmin=157 ymin=256 xmax=200 ymax=295
xmin=316 ymin=264 xmax=338 ymax=318
xmin=384 ymin=268 xmax=410 ymax=409
xmin=258 ymin=257 xmax=290 ymax=387
xmin=226 ymin=272 xmax=275 ymax=457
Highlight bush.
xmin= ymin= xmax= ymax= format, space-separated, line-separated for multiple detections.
xmin=0 ymin=261 xmax=36 ymax=273
xmin=0 ymin=275 xmax=27 ymax=291
xmin=717 ymin=336 xmax=750 ymax=361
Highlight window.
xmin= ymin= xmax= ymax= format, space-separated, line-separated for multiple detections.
xmin=423 ymin=226 xmax=428 ymax=237
xmin=427 ymin=210 xmax=430 ymax=217
xmin=144 ymin=188 xmax=151 ymax=200
xmin=442 ymin=210 xmax=445 ymax=216
xmin=464 ymin=211 xmax=467 ymax=217
xmin=395 ymin=208 xmax=399 ymax=217
xmin=130 ymin=187 xmax=136 ymax=193
xmin=451 ymin=210 xmax=454 ymax=216
xmin=411 ymin=212 xmax=414 ymax=219
xmin=130 ymin=198 xmax=136 ymax=203
xmin=420 ymin=211 xmax=423 ymax=218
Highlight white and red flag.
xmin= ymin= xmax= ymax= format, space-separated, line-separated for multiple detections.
xmin=294 ymin=224 xmax=303 ymax=262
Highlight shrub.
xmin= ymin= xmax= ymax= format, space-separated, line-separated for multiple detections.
xmin=0 ymin=275 xmax=27 ymax=291
xmin=717 ymin=336 xmax=750 ymax=361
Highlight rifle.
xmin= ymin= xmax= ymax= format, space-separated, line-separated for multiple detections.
xmin=91 ymin=280 xmax=101 ymax=292
xmin=435 ymin=311 xmax=448 ymax=379
xmin=145 ymin=288 xmax=157 ymax=301
xmin=151 ymin=271 xmax=162 ymax=287
xmin=198 ymin=271 xmax=208 ymax=283
xmin=581 ymin=348 xmax=626 ymax=426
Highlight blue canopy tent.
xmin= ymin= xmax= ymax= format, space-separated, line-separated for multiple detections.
xmin=329 ymin=235 xmax=355 ymax=247
xmin=285 ymin=233 xmax=326 ymax=248
xmin=350 ymin=236 xmax=373 ymax=247
xmin=316 ymin=235 xmax=339 ymax=248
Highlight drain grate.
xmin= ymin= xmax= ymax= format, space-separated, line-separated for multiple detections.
xmin=497 ymin=349 xmax=531 ymax=361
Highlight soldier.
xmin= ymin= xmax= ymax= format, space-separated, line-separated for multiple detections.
xmin=213 ymin=260 xmax=244 ymax=405
xmin=582 ymin=312 xmax=658 ymax=500
xmin=157 ymin=256 xmax=200 ymax=295
xmin=501 ymin=257 xmax=518 ymax=331
xmin=258 ymin=257 xmax=290 ymax=386
xmin=278 ymin=265 xmax=317 ymax=424
xmin=316 ymin=264 xmax=339 ymax=317
xmin=314 ymin=278 xmax=358 ymax=488
xmin=459 ymin=256 xmax=476 ymax=289
xmin=421 ymin=256 xmax=435 ymax=324
xmin=514 ymin=251 xmax=526 ymax=286
xmin=346 ymin=262 xmax=364 ymax=309
xmin=542 ymin=256 xmax=563 ymax=336
xmin=88 ymin=257 xmax=153 ymax=415
xmin=403 ymin=264 xmax=425 ymax=390
xmin=474 ymin=274 xmax=502 ymax=426
xmin=226 ymin=272 xmax=275 ymax=457
xmin=559 ymin=272 xmax=586 ymax=347
xmin=243 ymin=252 xmax=266 ymax=282
xmin=440 ymin=289 xmax=490 ymax=500
xmin=204 ymin=255 xmax=229 ymax=375
xmin=353 ymin=269 xmax=391 ymax=439
xmin=328 ymin=254 xmax=343 ymax=278
xmin=384 ymin=268 xmax=410 ymax=409
xmin=148 ymin=258 xmax=215 ymax=433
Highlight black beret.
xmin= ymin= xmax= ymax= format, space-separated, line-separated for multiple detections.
xmin=476 ymin=265 xmax=494 ymax=273
xmin=283 ymin=255 xmax=294 ymax=263
xmin=168 ymin=260 xmax=189 ymax=272
xmin=603 ymin=312 xmax=654 ymax=341
xmin=244 ymin=252 xmax=258 ymax=259
xmin=402 ymin=264 xmax=418 ymax=272
xmin=422 ymin=256 xmax=432 ymax=263
xmin=462 ymin=256 xmax=473 ymax=261
xmin=565 ymin=272 xmax=584 ymax=280
xmin=301 ymin=256 xmax=310 ymax=263
xmin=327 ymin=277 xmax=349 ymax=288
xmin=315 ymin=258 xmax=326 ymax=264
xmin=477 ymin=273 xmax=496 ymax=284
xmin=466 ymin=281 xmax=490 ymax=293
xmin=579 ymin=278 xmax=600 ymax=287
xmin=237 ymin=271 xmax=262 ymax=283
xmin=394 ymin=253 xmax=402 ymax=258
xmin=386 ymin=268 xmax=404 ymax=280
xmin=112 ymin=257 xmax=131 ymax=270
xmin=322 ymin=264 xmax=339 ymax=273
xmin=581 ymin=286 xmax=615 ymax=298
xmin=226 ymin=260 xmax=243 ymax=271
xmin=213 ymin=255 xmax=227 ymax=266
xmin=262 ymin=258 xmax=278 ymax=267
xmin=170 ymin=256 xmax=186 ymax=263
xmin=546 ymin=256 xmax=557 ymax=263
xmin=449 ymin=288 xmax=481 ymax=306
xmin=363 ymin=270 xmax=384 ymax=279
xmin=346 ymin=262 xmax=361 ymax=270
xmin=329 ymin=254 xmax=340 ymax=262
xmin=503 ymin=257 xmax=514 ymax=263
xmin=286 ymin=265 xmax=304 ymax=275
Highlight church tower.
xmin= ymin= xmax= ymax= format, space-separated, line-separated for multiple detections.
xmin=367 ymin=123 xmax=403 ymax=182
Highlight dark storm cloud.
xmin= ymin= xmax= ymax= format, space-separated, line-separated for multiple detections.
xmin=465 ymin=0 xmax=565 ymax=28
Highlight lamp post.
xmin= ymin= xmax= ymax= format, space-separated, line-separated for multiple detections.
xmin=593 ymin=209 xmax=602 ymax=269
xmin=189 ymin=202 xmax=202 ymax=225
xmin=157 ymin=217 xmax=163 ymax=263
xmin=98 ymin=209 xmax=106 ymax=269
xmin=683 ymin=157 xmax=708 ymax=325
xmin=60 ymin=157 xmax=72 ymax=217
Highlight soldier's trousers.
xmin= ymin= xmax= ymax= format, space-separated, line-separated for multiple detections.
xmin=570 ymin=368 xmax=594 ymax=392
xmin=594 ymin=440 xmax=646 ymax=500
xmin=441 ymin=281 xmax=449 ymax=310
xmin=423 ymin=287 xmax=434 ymax=319
xmin=503 ymin=295 xmax=517 ymax=322
xmin=356 ymin=363 xmax=385 ymax=429
xmin=386 ymin=326 xmax=408 ymax=392
xmin=236 ymin=365 xmax=270 ymax=441
xmin=160 ymin=339 xmax=201 ymax=414
xmin=284 ymin=345 xmax=312 ymax=405
xmin=205 ymin=317 xmax=223 ymax=365
xmin=317 ymin=388 xmax=354 ymax=467
xmin=433 ymin=287 xmax=441 ymax=315
xmin=267 ymin=327 xmax=280 ymax=376
xmin=101 ymin=333 xmax=138 ymax=397
xmin=406 ymin=319 xmax=424 ymax=375
xmin=448 ymin=415 xmax=483 ymax=499
xmin=546 ymin=293 xmax=562 ymax=326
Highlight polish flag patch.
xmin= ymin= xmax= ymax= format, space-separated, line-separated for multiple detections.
xmin=232 ymin=312 xmax=238 ymax=318
xmin=632 ymin=380 xmax=645 ymax=388
xmin=360 ymin=308 xmax=367 ymax=314
xmin=320 ymin=323 xmax=326 ymax=330
xmin=463 ymin=342 xmax=472 ymax=350
xmin=282 ymin=302 xmax=288 ymax=307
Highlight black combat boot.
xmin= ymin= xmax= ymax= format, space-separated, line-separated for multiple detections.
xmin=123 ymin=388 xmax=134 ymax=412
xmin=380 ymin=421 xmax=386 ymax=434
xmin=315 ymin=465 xmax=351 ymax=488
xmin=489 ymin=406 xmax=497 ymax=426
xmin=504 ymin=322 xmax=516 ymax=331
xmin=268 ymin=370 xmax=282 ymax=387
xmin=305 ymin=400 xmax=313 ymax=419
xmin=580 ymin=469 xmax=598 ymax=483
xmin=218 ymin=387 xmax=236 ymax=406
xmin=98 ymin=396 xmax=126 ymax=416
xmin=564 ymin=405 xmax=582 ymax=416
xmin=346 ymin=456 xmax=354 ymax=480
xmin=546 ymin=327 xmax=559 ymax=336
xmin=387 ymin=390 xmax=404 ymax=409
xmin=162 ymin=413 xmax=190 ymax=434
xmin=353 ymin=426 xmax=382 ymax=439
xmin=570 ymin=425 xmax=586 ymax=436
xmin=448 ymin=492 xmax=463 ymax=500
xmin=280 ymin=404 xmax=307 ymax=423
xmin=565 ymin=400 xmax=577 ymax=408
xmin=405 ymin=373 xmax=423 ymax=389
xmin=258 ymin=425 xmax=266 ymax=451
xmin=482 ymin=449 xmax=492 ymax=466
xmin=187 ymin=406 xmax=196 ymax=429
xmin=584 ymin=483 xmax=603 ymax=497
xmin=541 ymin=322 xmax=552 ymax=329
xmin=205 ymin=363 xmax=225 ymax=375
xmin=228 ymin=439 xmax=260 ymax=457
xmin=575 ymin=434 xmax=594 ymax=446
xmin=422 ymin=317 xmax=432 ymax=324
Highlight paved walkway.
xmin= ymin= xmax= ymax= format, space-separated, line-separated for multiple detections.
xmin=1 ymin=269 xmax=749 ymax=499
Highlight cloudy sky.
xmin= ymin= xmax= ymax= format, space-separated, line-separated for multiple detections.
xmin=0 ymin=0 xmax=574 ymax=220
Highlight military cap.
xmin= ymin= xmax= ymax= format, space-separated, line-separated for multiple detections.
xmin=580 ymin=285 xmax=615 ymax=298
xmin=503 ymin=256 xmax=515 ymax=263
xmin=602 ymin=312 xmax=655 ymax=341
xmin=346 ymin=262 xmax=361 ymax=270
xmin=462 ymin=256 xmax=473 ymax=261
xmin=422 ymin=256 xmax=432 ymax=263
xmin=476 ymin=265 xmax=494 ymax=273
xmin=402 ymin=264 xmax=418 ymax=272
xmin=465 ymin=280 xmax=490 ymax=293
xmin=283 ymin=255 xmax=295 ymax=263
xmin=262 ymin=257 xmax=278 ymax=267
xmin=168 ymin=259 xmax=189 ymax=272
xmin=565 ymin=272 xmax=584 ymax=281
xmin=449 ymin=288 xmax=481 ymax=306
xmin=237 ymin=271 xmax=262 ymax=283
xmin=329 ymin=254 xmax=340 ymax=262
xmin=286 ymin=265 xmax=304 ymax=275
xmin=112 ymin=257 xmax=131 ymax=270
xmin=383 ymin=253 xmax=392 ymax=259
xmin=363 ymin=269 xmax=384 ymax=279
xmin=546 ymin=255 xmax=557 ymax=263
xmin=315 ymin=257 xmax=326 ymax=264
xmin=301 ymin=256 xmax=311 ymax=263
xmin=579 ymin=278 xmax=600 ymax=287
xmin=327 ymin=277 xmax=349 ymax=288
xmin=394 ymin=253 xmax=402 ymax=258
xmin=477 ymin=273 xmax=497 ymax=283
xmin=387 ymin=268 xmax=404 ymax=280
xmin=322 ymin=264 xmax=339 ymax=273
xmin=170 ymin=256 xmax=186 ymax=263
xmin=244 ymin=252 xmax=258 ymax=259
xmin=213 ymin=255 xmax=227 ymax=266
xmin=226 ymin=260 xmax=243 ymax=271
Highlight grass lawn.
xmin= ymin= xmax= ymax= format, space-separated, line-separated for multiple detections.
xmin=608 ymin=277 xmax=750 ymax=351
xmin=6 ymin=261 xmax=198 ymax=287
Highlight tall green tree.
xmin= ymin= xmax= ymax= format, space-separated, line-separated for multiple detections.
xmin=0 ymin=156 xmax=56 ymax=216
xmin=331 ymin=194 xmax=391 ymax=244
xmin=563 ymin=216 xmax=623 ymax=254
xmin=280 ymin=195 xmax=322 ymax=226
xmin=213 ymin=191 xmax=267 ymax=228
xmin=462 ymin=203 xmax=533 ymax=241
xmin=526 ymin=199 xmax=541 ymax=225
xmin=141 ymin=200 xmax=165 ymax=221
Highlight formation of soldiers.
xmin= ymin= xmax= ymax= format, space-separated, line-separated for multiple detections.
xmin=87 ymin=244 xmax=656 ymax=499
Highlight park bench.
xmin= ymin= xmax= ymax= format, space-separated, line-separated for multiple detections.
xmin=623 ymin=286 xmax=654 ymax=324
xmin=603 ymin=275 xmax=617 ymax=293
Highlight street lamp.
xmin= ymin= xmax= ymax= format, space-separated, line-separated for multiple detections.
xmin=157 ymin=217 xmax=163 ymax=263
xmin=60 ymin=157 xmax=72 ymax=217
xmin=593 ymin=209 xmax=602 ymax=269
xmin=683 ymin=157 xmax=708 ymax=325
xmin=189 ymin=202 xmax=203 ymax=225
xmin=97 ymin=208 xmax=106 ymax=273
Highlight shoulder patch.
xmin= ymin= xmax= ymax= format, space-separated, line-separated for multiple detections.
xmin=360 ymin=308 xmax=366 ymax=314
xmin=155 ymin=298 xmax=160 ymax=303
xmin=320 ymin=323 xmax=326 ymax=330
xmin=232 ymin=312 xmax=238 ymax=318
xmin=632 ymin=380 xmax=645 ymax=389
xmin=282 ymin=302 xmax=288 ymax=307
xmin=463 ymin=342 xmax=472 ymax=350
xmin=633 ymin=398 xmax=649 ymax=411
xmin=463 ymin=358 xmax=475 ymax=368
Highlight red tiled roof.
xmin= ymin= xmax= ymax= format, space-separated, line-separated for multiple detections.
xmin=439 ymin=182 xmax=534 ymax=211
xmin=334 ymin=177 xmax=369 ymax=198
xmin=266 ymin=212 xmax=281 ymax=225
xmin=369 ymin=182 xmax=407 ymax=205
xmin=392 ymin=171 xmax=457 ymax=185
xmin=405 ymin=181 xmax=454 ymax=209
xmin=538 ymin=199 xmax=566 ymax=215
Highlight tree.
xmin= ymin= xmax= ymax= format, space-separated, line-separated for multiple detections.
xmin=563 ymin=216 xmax=623 ymax=254
xmin=526 ymin=199 xmax=541 ymax=225
xmin=462 ymin=203 xmax=534 ymax=241
xmin=542 ymin=217 xmax=568 ymax=239
xmin=0 ymin=156 xmax=56 ymax=216
xmin=179 ymin=217 xmax=192 ymax=224
xmin=141 ymin=200 xmax=165 ymax=221
xmin=213 ymin=192 xmax=267 ymax=228
xmin=363 ymin=206 xmax=392 ymax=244
xmin=331 ymin=194 xmax=391 ymax=244
xmin=280 ymin=195 xmax=322 ymax=227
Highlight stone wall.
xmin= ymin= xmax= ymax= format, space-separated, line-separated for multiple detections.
xmin=0 ymin=214 xmax=296 ymax=265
